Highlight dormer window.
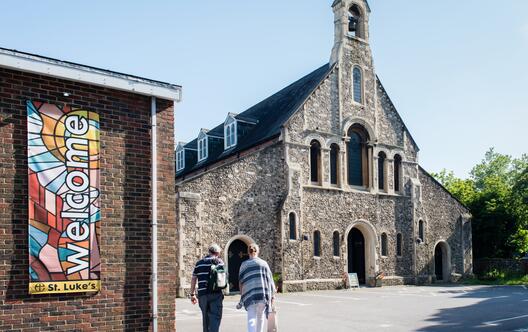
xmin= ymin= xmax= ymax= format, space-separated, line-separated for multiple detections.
xmin=224 ymin=117 xmax=237 ymax=150
xmin=176 ymin=149 xmax=185 ymax=172
xmin=198 ymin=135 xmax=208 ymax=162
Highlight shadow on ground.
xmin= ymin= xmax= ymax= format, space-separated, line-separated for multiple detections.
xmin=419 ymin=285 xmax=528 ymax=331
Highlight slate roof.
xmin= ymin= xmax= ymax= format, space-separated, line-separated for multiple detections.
xmin=177 ymin=63 xmax=334 ymax=178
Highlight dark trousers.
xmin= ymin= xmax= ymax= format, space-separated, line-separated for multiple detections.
xmin=198 ymin=292 xmax=223 ymax=332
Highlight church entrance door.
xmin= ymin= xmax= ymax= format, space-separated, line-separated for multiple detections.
xmin=347 ymin=228 xmax=366 ymax=284
xmin=435 ymin=244 xmax=444 ymax=281
xmin=227 ymin=239 xmax=249 ymax=292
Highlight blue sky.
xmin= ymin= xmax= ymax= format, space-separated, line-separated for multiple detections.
xmin=3 ymin=0 xmax=527 ymax=177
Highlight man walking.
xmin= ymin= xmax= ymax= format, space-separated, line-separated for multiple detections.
xmin=190 ymin=244 xmax=225 ymax=332
xmin=239 ymin=243 xmax=276 ymax=332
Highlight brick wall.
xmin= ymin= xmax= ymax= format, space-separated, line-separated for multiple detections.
xmin=0 ymin=67 xmax=177 ymax=331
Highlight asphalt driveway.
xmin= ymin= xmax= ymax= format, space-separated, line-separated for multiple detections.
xmin=175 ymin=284 xmax=528 ymax=331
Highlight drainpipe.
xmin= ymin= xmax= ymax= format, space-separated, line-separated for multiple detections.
xmin=151 ymin=96 xmax=158 ymax=332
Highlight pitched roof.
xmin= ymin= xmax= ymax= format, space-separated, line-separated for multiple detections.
xmin=0 ymin=47 xmax=181 ymax=100
xmin=177 ymin=63 xmax=334 ymax=178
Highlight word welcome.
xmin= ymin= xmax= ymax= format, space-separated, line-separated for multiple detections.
xmin=61 ymin=114 xmax=91 ymax=275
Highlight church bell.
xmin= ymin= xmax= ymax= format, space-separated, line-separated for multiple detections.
xmin=348 ymin=16 xmax=358 ymax=32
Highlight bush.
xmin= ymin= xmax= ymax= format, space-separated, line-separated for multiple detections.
xmin=478 ymin=268 xmax=505 ymax=281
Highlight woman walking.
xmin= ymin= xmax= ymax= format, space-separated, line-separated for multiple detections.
xmin=238 ymin=243 xmax=276 ymax=332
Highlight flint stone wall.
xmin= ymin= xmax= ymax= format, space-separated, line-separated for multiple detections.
xmin=175 ymin=143 xmax=287 ymax=295
xmin=417 ymin=168 xmax=472 ymax=279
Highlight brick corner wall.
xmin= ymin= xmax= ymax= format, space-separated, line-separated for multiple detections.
xmin=0 ymin=67 xmax=177 ymax=331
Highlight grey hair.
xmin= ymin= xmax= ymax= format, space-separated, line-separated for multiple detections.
xmin=208 ymin=243 xmax=221 ymax=254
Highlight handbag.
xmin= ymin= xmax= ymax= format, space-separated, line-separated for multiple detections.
xmin=267 ymin=304 xmax=278 ymax=332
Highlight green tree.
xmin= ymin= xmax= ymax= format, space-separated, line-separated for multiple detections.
xmin=509 ymin=166 xmax=528 ymax=255
xmin=430 ymin=169 xmax=476 ymax=206
xmin=433 ymin=149 xmax=528 ymax=258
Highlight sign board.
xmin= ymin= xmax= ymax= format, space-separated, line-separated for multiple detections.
xmin=27 ymin=101 xmax=101 ymax=294
xmin=348 ymin=273 xmax=359 ymax=289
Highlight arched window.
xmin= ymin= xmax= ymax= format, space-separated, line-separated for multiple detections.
xmin=347 ymin=125 xmax=370 ymax=187
xmin=310 ymin=140 xmax=322 ymax=184
xmin=353 ymin=67 xmax=363 ymax=104
xmin=314 ymin=231 xmax=321 ymax=257
xmin=396 ymin=233 xmax=403 ymax=256
xmin=330 ymin=144 xmax=340 ymax=185
xmin=418 ymin=220 xmax=425 ymax=242
xmin=394 ymin=154 xmax=402 ymax=193
xmin=289 ymin=212 xmax=297 ymax=240
xmin=333 ymin=231 xmax=340 ymax=257
xmin=378 ymin=152 xmax=386 ymax=191
xmin=381 ymin=233 xmax=388 ymax=256
xmin=348 ymin=4 xmax=364 ymax=39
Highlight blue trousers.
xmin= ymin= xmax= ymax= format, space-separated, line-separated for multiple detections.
xmin=198 ymin=292 xmax=223 ymax=332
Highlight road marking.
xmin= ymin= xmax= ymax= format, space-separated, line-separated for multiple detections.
xmin=302 ymin=294 xmax=362 ymax=301
xmin=276 ymin=299 xmax=311 ymax=306
xmin=483 ymin=314 xmax=528 ymax=326
xmin=379 ymin=324 xmax=393 ymax=328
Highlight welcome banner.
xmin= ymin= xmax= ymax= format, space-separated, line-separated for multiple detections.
xmin=27 ymin=101 xmax=101 ymax=294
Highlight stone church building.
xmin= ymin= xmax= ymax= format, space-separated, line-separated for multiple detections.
xmin=175 ymin=0 xmax=472 ymax=295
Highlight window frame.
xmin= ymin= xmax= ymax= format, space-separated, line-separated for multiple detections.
xmin=176 ymin=149 xmax=185 ymax=172
xmin=396 ymin=233 xmax=403 ymax=257
xmin=224 ymin=119 xmax=237 ymax=150
xmin=330 ymin=143 xmax=340 ymax=186
xmin=346 ymin=124 xmax=370 ymax=188
xmin=198 ymin=136 xmax=208 ymax=162
xmin=381 ymin=232 xmax=388 ymax=257
xmin=313 ymin=230 xmax=321 ymax=258
xmin=310 ymin=140 xmax=322 ymax=185
xmin=332 ymin=231 xmax=340 ymax=257
xmin=418 ymin=220 xmax=425 ymax=243
xmin=352 ymin=66 xmax=364 ymax=104
xmin=289 ymin=212 xmax=297 ymax=241
xmin=378 ymin=151 xmax=387 ymax=192
xmin=394 ymin=154 xmax=402 ymax=193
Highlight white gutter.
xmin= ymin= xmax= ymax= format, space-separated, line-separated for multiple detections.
xmin=0 ymin=48 xmax=182 ymax=101
xmin=151 ymin=97 xmax=158 ymax=332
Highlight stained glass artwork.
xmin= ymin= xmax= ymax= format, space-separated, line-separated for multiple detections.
xmin=27 ymin=101 xmax=101 ymax=294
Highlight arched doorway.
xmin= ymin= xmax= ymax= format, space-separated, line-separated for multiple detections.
xmin=347 ymin=228 xmax=366 ymax=284
xmin=226 ymin=239 xmax=249 ymax=292
xmin=434 ymin=241 xmax=451 ymax=282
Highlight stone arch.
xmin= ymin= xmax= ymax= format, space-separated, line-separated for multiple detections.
xmin=418 ymin=219 xmax=427 ymax=243
xmin=434 ymin=240 xmax=452 ymax=282
xmin=348 ymin=2 xmax=367 ymax=39
xmin=342 ymin=117 xmax=376 ymax=142
xmin=345 ymin=220 xmax=378 ymax=284
xmin=325 ymin=137 xmax=342 ymax=149
xmin=288 ymin=211 xmax=298 ymax=241
xmin=388 ymin=149 xmax=404 ymax=160
xmin=304 ymin=134 xmax=326 ymax=146
xmin=224 ymin=234 xmax=256 ymax=294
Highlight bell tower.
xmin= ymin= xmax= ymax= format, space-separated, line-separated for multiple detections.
xmin=330 ymin=0 xmax=371 ymax=65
